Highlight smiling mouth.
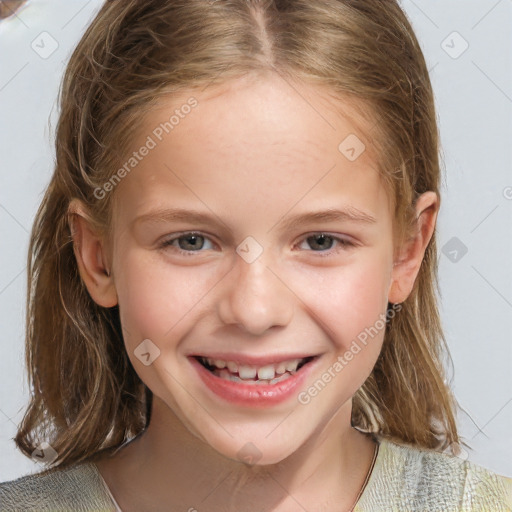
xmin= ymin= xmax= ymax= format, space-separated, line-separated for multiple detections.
xmin=194 ymin=355 xmax=316 ymax=385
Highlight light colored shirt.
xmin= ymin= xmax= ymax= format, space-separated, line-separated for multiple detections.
xmin=1 ymin=436 xmax=511 ymax=511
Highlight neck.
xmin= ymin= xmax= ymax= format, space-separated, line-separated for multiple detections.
xmin=97 ymin=396 xmax=377 ymax=512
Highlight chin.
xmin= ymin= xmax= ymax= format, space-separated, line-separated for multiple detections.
xmin=201 ymin=428 xmax=301 ymax=467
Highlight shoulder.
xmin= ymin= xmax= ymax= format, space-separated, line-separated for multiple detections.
xmin=357 ymin=436 xmax=512 ymax=512
xmin=0 ymin=461 xmax=116 ymax=511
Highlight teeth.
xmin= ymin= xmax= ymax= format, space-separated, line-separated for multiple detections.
xmin=200 ymin=356 xmax=309 ymax=380
xmin=227 ymin=361 xmax=238 ymax=373
xmin=218 ymin=369 xmax=239 ymax=382
xmin=275 ymin=362 xmax=287 ymax=375
xmin=238 ymin=365 xmax=257 ymax=379
xmin=257 ymin=365 xmax=275 ymax=380
xmin=285 ymin=359 xmax=301 ymax=372
xmin=216 ymin=369 xmax=294 ymax=385
xmin=269 ymin=373 xmax=292 ymax=385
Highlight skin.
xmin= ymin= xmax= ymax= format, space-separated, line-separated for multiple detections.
xmin=69 ymin=71 xmax=439 ymax=511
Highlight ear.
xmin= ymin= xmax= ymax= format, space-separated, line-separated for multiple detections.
xmin=67 ymin=199 xmax=118 ymax=308
xmin=388 ymin=191 xmax=439 ymax=304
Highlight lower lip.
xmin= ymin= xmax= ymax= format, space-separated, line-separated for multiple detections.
xmin=189 ymin=356 xmax=318 ymax=408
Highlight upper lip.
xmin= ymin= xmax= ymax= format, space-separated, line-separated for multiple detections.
xmin=188 ymin=352 xmax=319 ymax=366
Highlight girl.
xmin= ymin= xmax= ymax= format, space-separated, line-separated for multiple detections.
xmin=1 ymin=0 xmax=511 ymax=510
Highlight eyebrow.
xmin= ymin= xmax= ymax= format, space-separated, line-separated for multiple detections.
xmin=132 ymin=208 xmax=228 ymax=230
xmin=272 ymin=207 xmax=377 ymax=233
xmin=131 ymin=206 xmax=377 ymax=232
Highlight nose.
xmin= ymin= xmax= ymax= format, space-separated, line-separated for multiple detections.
xmin=216 ymin=251 xmax=294 ymax=336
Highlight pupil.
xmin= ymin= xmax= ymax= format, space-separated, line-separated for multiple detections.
xmin=310 ymin=234 xmax=332 ymax=250
xmin=181 ymin=234 xmax=203 ymax=250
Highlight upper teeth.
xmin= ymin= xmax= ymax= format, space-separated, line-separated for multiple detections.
xmin=201 ymin=357 xmax=305 ymax=380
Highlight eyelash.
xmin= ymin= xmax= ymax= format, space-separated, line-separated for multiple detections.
xmin=158 ymin=231 xmax=356 ymax=257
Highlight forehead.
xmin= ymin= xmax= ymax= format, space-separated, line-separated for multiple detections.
xmin=146 ymin=73 xmax=376 ymax=158
xmin=111 ymin=73 xmax=392 ymax=229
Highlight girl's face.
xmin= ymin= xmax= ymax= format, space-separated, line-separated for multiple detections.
xmin=107 ymin=73 xmax=403 ymax=464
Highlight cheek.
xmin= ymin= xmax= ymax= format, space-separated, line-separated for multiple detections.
xmin=113 ymin=249 xmax=220 ymax=344
xmin=292 ymin=255 xmax=391 ymax=349
xmin=113 ymin=250 xmax=225 ymax=401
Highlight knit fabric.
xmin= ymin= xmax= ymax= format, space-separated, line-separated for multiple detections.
xmin=0 ymin=458 xmax=116 ymax=511
xmin=1 ymin=437 xmax=511 ymax=511
xmin=354 ymin=439 xmax=512 ymax=512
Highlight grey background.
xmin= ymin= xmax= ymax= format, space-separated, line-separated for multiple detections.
xmin=0 ymin=0 xmax=511 ymax=481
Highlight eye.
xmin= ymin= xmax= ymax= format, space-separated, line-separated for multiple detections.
xmin=158 ymin=231 xmax=355 ymax=257
xmin=159 ymin=232 xmax=215 ymax=255
xmin=297 ymin=233 xmax=355 ymax=255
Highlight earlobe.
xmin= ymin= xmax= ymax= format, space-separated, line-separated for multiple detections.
xmin=68 ymin=199 xmax=118 ymax=308
xmin=388 ymin=191 xmax=439 ymax=304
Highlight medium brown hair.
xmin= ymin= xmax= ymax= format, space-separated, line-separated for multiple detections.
xmin=15 ymin=0 xmax=459 ymax=470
